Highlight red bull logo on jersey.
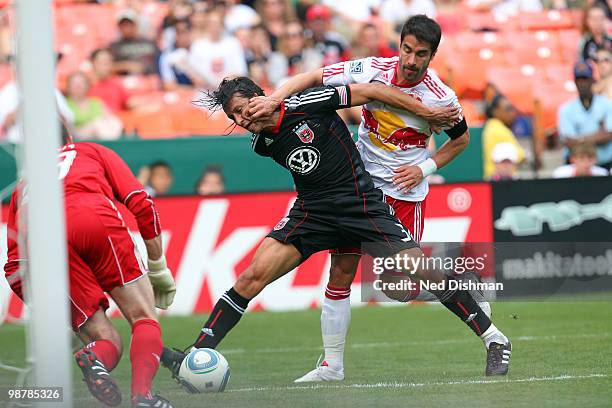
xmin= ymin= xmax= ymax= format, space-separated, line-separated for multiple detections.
xmin=362 ymin=108 xmax=428 ymax=151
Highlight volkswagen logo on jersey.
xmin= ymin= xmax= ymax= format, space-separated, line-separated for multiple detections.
xmin=286 ymin=146 xmax=320 ymax=175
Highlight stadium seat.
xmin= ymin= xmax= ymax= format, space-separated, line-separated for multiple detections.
xmin=454 ymin=31 xmax=508 ymax=52
xmin=504 ymin=45 xmax=564 ymax=66
xmin=486 ymin=66 xmax=543 ymax=114
xmin=448 ymin=48 xmax=508 ymax=98
xmin=464 ymin=12 xmax=518 ymax=32
xmin=436 ymin=12 xmax=465 ymax=35
xmin=533 ymin=81 xmax=577 ymax=131
xmin=557 ymin=29 xmax=581 ymax=63
xmin=459 ymin=99 xmax=483 ymax=126
xmin=128 ymin=110 xmax=179 ymax=139
xmin=518 ymin=10 xmax=576 ymax=31
xmin=121 ymin=75 xmax=162 ymax=97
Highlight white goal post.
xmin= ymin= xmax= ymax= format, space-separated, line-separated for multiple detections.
xmin=15 ymin=0 xmax=73 ymax=406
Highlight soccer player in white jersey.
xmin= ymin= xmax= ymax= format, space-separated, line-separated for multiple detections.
xmin=248 ymin=15 xmax=509 ymax=381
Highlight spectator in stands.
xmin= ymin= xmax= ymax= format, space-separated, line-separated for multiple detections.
xmin=490 ymin=142 xmax=520 ymax=181
xmin=305 ymin=4 xmax=349 ymax=66
xmin=159 ymin=19 xmax=204 ymax=90
xmin=190 ymin=3 xmax=211 ymax=42
xmin=482 ymin=94 xmax=526 ymax=180
xmin=110 ymin=10 xmax=160 ymax=76
xmin=237 ymin=24 xmax=273 ymax=88
xmin=89 ymin=48 xmax=133 ymax=113
xmin=145 ymin=161 xmax=174 ymax=197
xmin=351 ymin=23 xmax=396 ymax=60
xmin=189 ymin=7 xmax=248 ymax=89
xmin=160 ymin=0 xmax=194 ymax=51
xmin=65 ymin=72 xmax=122 ymax=140
xmin=0 ymin=75 xmax=74 ymax=143
xmin=380 ymin=0 xmax=436 ymax=44
xmin=558 ymin=61 xmax=612 ymax=169
xmin=222 ymin=0 xmax=261 ymax=34
xmin=267 ymin=20 xmax=323 ymax=87
xmin=196 ymin=165 xmax=226 ymax=196
xmin=578 ymin=4 xmax=612 ymax=64
xmin=594 ymin=48 xmax=612 ymax=99
xmin=255 ymin=0 xmax=297 ymax=51
xmin=553 ymin=142 xmax=609 ymax=177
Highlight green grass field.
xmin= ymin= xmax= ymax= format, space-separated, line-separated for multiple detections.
xmin=1 ymin=300 xmax=611 ymax=408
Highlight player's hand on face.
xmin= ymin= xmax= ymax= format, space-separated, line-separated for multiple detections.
xmin=425 ymin=105 xmax=461 ymax=129
xmin=247 ymin=96 xmax=281 ymax=119
xmin=392 ymin=164 xmax=424 ymax=194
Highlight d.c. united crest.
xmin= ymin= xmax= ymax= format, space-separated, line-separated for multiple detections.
xmin=294 ymin=122 xmax=314 ymax=143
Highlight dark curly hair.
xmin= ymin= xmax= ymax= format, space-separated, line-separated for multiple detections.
xmin=197 ymin=77 xmax=265 ymax=112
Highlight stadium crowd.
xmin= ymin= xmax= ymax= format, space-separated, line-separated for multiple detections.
xmin=0 ymin=0 xmax=611 ymax=185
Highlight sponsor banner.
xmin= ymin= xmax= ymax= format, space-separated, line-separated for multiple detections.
xmin=1 ymin=183 xmax=493 ymax=319
xmin=492 ymin=177 xmax=612 ymax=297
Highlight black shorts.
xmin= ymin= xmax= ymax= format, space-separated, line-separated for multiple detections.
xmin=267 ymin=189 xmax=419 ymax=260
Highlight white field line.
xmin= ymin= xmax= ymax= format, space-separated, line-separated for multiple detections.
xmin=220 ymin=332 xmax=611 ymax=355
xmin=228 ymin=373 xmax=610 ymax=393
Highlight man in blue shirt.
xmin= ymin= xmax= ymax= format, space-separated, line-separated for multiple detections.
xmin=558 ymin=61 xmax=612 ymax=169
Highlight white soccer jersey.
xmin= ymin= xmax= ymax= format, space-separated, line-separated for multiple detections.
xmin=322 ymin=56 xmax=463 ymax=201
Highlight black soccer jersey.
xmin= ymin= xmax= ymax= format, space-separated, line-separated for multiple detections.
xmin=251 ymin=85 xmax=375 ymax=201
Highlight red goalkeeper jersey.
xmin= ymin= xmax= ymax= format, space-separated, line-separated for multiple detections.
xmin=4 ymin=142 xmax=161 ymax=286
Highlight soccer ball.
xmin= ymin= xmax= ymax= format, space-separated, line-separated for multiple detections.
xmin=178 ymin=348 xmax=231 ymax=393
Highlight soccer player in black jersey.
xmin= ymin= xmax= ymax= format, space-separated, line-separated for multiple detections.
xmin=160 ymin=77 xmax=511 ymax=381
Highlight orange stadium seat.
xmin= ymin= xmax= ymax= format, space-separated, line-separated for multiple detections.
xmin=518 ymin=10 xmax=576 ymax=31
xmin=504 ymin=45 xmax=564 ymax=66
xmin=454 ymin=31 xmax=508 ymax=52
xmin=436 ymin=12 xmax=465 ymax=35
xmin=459 ymin=99 xmax=484 ymax=126
xmin=545 ymin=63 xmax=574 ymax=83
xmin=486 ymin=66 xmax=544 ymax=114
xmin=448 ymin=48 xmax=507 ymax=98
xmin=557 ymin=29 xmax=582 ymax=63
xmin=464 ymin=12 xmax=518 ymax=32
xmin=533 ymin=81 xmax=577 ymax=130
xmin=127 ymin=110 xmax=179 ymax=139
xmin=121 ymin=75 xmax=162 ymax=97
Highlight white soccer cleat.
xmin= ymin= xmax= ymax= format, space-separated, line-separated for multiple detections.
xmin=294 ymin=362 xmax=344 ymax=383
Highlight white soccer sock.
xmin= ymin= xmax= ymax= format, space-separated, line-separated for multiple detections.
xmin=480 ymin=323 xmax=509 ymax=349
xmin=321 ymin=285 xmax=351 ymax=371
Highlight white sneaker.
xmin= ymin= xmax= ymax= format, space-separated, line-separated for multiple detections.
xmin=294 ymin=361 xmax=344 ymax=383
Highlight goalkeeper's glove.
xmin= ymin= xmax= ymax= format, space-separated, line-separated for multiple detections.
xmin=147 ymin=255 xmax=176 ymax=309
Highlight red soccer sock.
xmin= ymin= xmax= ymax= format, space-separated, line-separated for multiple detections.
xmin=78 ymin=339 xmax=120 ymax=371
xmin=130 ymin=319 xmax=162 ymax=400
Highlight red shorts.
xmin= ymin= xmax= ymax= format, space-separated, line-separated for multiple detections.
xmin=330 ymin=196 xmax=427 ymax=255
xmin=10 ymin=196 xmax=147 ymax=331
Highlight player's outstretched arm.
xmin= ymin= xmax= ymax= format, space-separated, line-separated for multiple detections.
xmin=348 ymin=83 xmax=461 ymax=128
xmin=247 ymin=68 xmax=324 ymax=119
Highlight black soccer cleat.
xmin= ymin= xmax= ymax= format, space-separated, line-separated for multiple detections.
xmin=486 ymin=341 xmax=512 ymax=376
xmin=75 ymin=349 xmax=121 ymax=407
xmin=160 ymin=347 xmax=186 ymax=377
xmin=132 ymin=393 xmax=174 ymax=408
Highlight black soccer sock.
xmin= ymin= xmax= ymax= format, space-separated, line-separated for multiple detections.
xmin=192 ymin=287 xmax=251 ymax=349
xmin=431 ymin=276 xmax=492 ymax=336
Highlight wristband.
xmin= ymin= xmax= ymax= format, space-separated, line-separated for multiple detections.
xmin=417 ymin=158 xmax=437 ymax=178
xmin=148 ymin=255 xmax=167 ymax=272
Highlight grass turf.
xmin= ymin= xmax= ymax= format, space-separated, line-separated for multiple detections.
xmin=1 ymin=300 xmax=611 ymax=407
